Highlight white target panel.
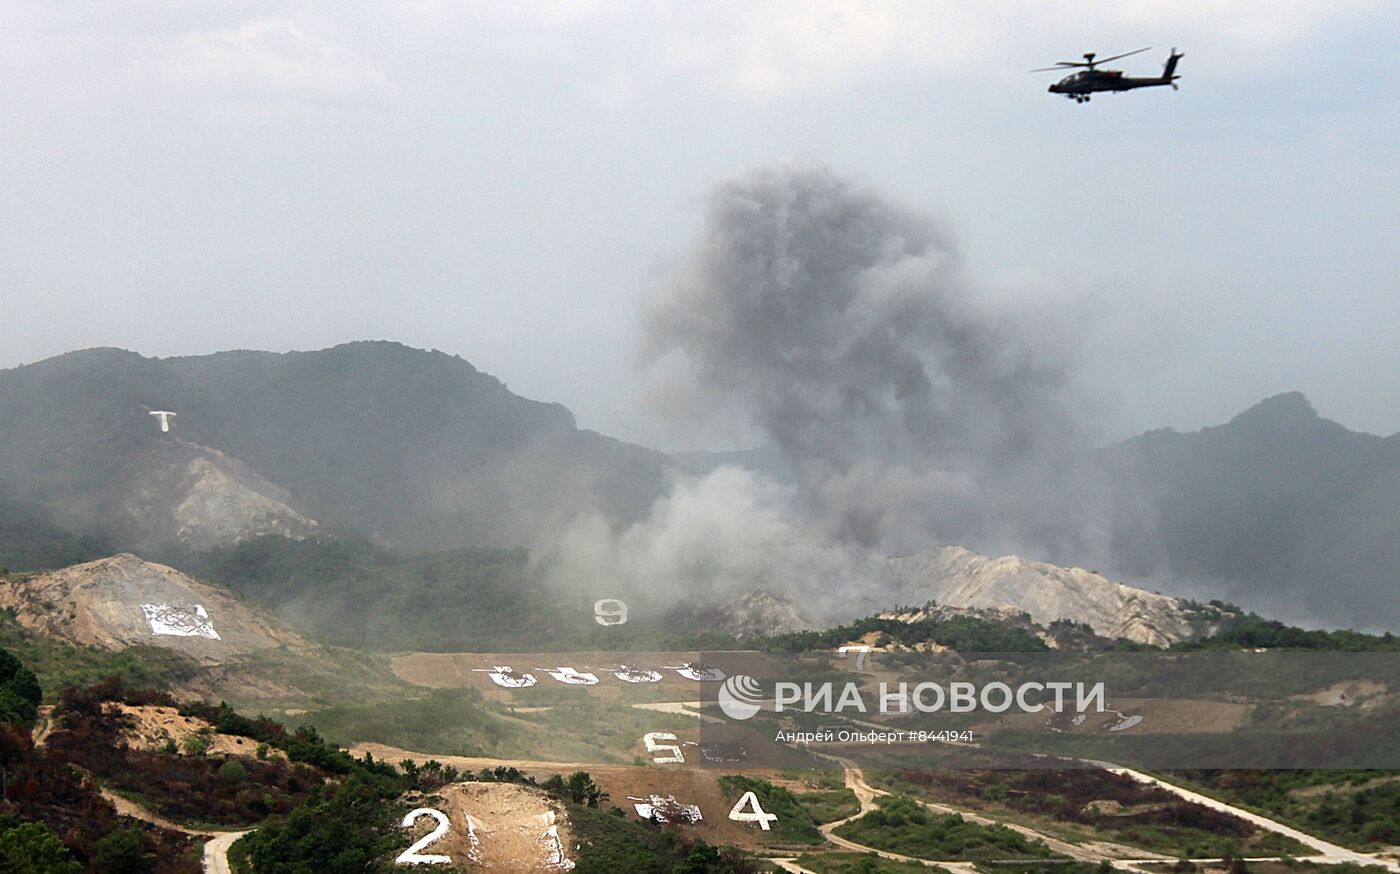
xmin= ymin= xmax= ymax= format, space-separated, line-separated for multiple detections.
xmin=141 ymin=604 xmax=221 ymax=639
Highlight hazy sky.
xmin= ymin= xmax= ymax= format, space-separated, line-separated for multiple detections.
xmin=3 ymin=1 xmax=1398 ymax=450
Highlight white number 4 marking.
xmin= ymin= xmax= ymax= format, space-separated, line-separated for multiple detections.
xmin=728 ymin=790 xmax=778 ymax=831
xmin=397 ymin=808 xmax=452 ymax=865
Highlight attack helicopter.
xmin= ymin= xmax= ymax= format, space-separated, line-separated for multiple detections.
xmin=1033 ymin=47 xmax=1182 ymax=103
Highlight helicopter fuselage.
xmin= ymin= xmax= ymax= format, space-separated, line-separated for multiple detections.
xmin=1048 ymin=71 xmax=1170 ymax=95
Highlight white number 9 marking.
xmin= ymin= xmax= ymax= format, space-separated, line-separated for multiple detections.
xmin=594 ymin=598 xmax=628 ymax=626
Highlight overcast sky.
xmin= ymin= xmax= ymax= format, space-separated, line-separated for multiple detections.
xmin=3 ymin=1 xmax=1398 ymax=450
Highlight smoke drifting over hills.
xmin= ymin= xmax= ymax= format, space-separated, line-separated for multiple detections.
xmin=543 ymin=166 xmax=1130 ymax=614
xmin=646 ymin=166 xmax=1102 ymax=552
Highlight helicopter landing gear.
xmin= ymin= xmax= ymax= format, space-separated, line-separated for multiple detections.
xmin=1075 ymin=95 xmax=1091 ymax=103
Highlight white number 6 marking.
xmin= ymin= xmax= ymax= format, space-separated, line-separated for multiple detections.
xmin=396 ymin=808 xmax=452 ymax=865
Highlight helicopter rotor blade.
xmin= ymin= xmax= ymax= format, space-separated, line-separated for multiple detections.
xmin=1030 ymin=62 xmax=1087 ymax=72
xmin=1094 ymin=46 xmax=1152 ymax=64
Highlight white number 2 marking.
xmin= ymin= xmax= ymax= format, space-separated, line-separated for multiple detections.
xmin=396 ymin=808 xmax=452 ymax=865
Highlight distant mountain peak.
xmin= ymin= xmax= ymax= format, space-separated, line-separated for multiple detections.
xmin=1227 ymin=391 xmax=1318 ymax=430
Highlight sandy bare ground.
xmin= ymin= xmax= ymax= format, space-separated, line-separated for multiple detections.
xmin=1291 ymin=678 xmax=1388 ymax=708
xmin=31 ymin=704 xmax=55 ymax=746
xmin=398 ymin=782 xmax=576 ymax=871
xmin=116 ymin=704 xmax=286 ymax=759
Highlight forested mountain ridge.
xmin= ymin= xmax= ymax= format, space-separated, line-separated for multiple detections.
xmin=4 ymin=343 xmax=1399 ymax=631
xmin=0 ymin=342 xmax=675 ymax=556
xmin=1100 ymin=392 xmax=1400 ymax=629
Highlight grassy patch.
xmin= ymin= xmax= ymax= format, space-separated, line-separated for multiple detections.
xmin=796 ymin=788 xmax=862 ymax=824
xmin=0 ymin=611 xmax=200 ymax=700
xmin=717 ymin=775 xmax=824 ymax=845
xmin=300 ymin=687 xmax=510 ymax=756
xmin=568 ymin=802 xmax=761 ymax=873
xmin=794 ymin=851 xmax=952 ymax=872
xmin=1169 ymin=769 xmax=1400 ymax=850
xmin=833 ymin=795 xmax=1053 ymax=862
xmin=301 ymin=691 xmax=694 ymax=763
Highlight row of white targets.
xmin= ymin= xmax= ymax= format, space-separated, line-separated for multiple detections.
xmin=474 ymin=663 xmax=726 ymax=688
xmin=1044 ymin=708 xmax=1144 ymax=732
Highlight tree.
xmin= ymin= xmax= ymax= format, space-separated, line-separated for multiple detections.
xmin=0 ymin=647 xmax=41 ymax=728
xmin=0 ymin=821 xmax=81 ymax=874
xmin=92 ymin=827 xmax=151 ymax=874
xmin=217 ymin=759 xmax=248 ymax=782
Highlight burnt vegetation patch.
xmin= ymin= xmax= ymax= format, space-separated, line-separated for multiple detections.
xmin=43 ymin=678 xmax=339 ymax=827
xmin=881 ymin=769 xmax=1306 ymax=857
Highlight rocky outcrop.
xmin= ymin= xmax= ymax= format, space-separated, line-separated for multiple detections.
xmin=114 ymin=438 xmax=319 ymax=551
xmin=713 ymin=590 xmax=816 ymax=637
xmin=878 ymin=546 xmax=1202 ymax=647
xmin=0 ymin=553 xmax=306 ymax=663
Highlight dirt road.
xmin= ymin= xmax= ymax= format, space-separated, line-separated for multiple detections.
xmin=202 ymin=830 xmax=251 ymax=874
xmin=98 ymin=788 xmax=251 ymax=874
xmin=1103 ymin=765 xmax=1400 ymax=870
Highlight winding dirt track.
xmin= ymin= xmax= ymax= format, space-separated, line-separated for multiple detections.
xmin=1101 ymin=764 xmax=1399 ymax=869
xmin=807 ymin=751 xmax=1400 ymax=871
xmin=97 ymin=788 xmax=251 ymax=874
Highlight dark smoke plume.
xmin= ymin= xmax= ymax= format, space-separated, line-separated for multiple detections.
xmin=644 ymin=166 xmax=1100 ymax=557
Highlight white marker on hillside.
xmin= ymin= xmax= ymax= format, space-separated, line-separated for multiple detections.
xmin=149 ymin=410 xmax=177 ymax=432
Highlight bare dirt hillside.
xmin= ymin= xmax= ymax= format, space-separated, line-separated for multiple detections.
xmin=113 ymin=437 xmax=320 ymax=551
xmin=400 ymin=782 xmax=577 ymax=871
xmin=0 ymin=553 xmax=307 ymax=663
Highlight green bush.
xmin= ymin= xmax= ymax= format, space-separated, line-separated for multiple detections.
xmin=217 ymin=759 xmax=248 ymax=782
xmin=91 ymin=827 xmax=151 ymax=874
xmin=182 ymin=730 xmax=212 ymax=757
xmin=0 ymin=821 xmax=81 ymax=874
